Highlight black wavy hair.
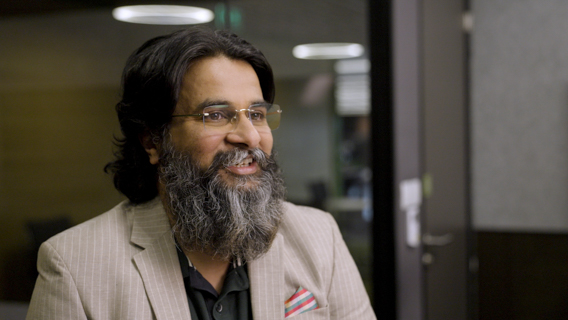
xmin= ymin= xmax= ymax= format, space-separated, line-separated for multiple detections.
xmin=104 ymin=27 xmax=275 ymax=204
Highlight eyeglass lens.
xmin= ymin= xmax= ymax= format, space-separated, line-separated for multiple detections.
xmin=202 ymin=104 xmax=281 ymax=132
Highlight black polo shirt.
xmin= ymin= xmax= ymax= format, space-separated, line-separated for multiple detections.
xmin=176 ymin=247 xmax=253 ymax=320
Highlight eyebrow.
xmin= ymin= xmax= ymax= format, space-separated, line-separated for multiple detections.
xmin=251 ymin=100 xmax=269 ymax=106
xmin=192 ymin=99 xmax=269 ymax=112
xmin=193 ymin=99 xmax=230 ymax=112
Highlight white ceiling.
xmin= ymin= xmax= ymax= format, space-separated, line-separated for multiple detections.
xmin=0 ymin=0 xmax=367 ymax=91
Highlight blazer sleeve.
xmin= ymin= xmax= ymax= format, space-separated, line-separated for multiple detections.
xmin=326 ymin=215 xmax=376 ymax=320
xmin=26 ymin=241 xmax=88 ymax=320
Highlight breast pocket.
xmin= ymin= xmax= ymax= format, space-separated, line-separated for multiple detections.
xmin=287 ymin=306 xmax=330 ymax=319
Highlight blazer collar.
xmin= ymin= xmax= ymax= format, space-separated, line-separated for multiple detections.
xmin=249 ymin=233 xmax=285 ymax=319
xmin=130 ymin=197 xmax=171 ymax=249
xmin=130 ymin=198 xmax=192 ymax=319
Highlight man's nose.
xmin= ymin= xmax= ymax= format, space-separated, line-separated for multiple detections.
xmin=226 ymin=111 xmax=261 ymax=149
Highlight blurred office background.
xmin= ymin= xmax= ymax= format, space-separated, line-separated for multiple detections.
xmin=1 ymin=0 xmax=568 ymax=319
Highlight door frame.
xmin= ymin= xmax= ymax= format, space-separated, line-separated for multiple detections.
xmin=370 ymin=0 xmax=424 ymax=319
xmin=370 ymin=1 xmax=475 ymax=319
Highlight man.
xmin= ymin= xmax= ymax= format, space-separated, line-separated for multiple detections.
xmin=27 ymin=27 xmax=375 ymax=319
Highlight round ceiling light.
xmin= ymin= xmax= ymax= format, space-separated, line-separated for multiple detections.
xmin=112 ymin=5 xmax=214 ymax=25
xmin=292 ymin=43 xmax=365 ymax=60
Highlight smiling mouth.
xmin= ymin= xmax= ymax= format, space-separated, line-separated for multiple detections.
xmin=221 ymin=155 xmax=259 ymax=177
xmin=233 ymin=157 xmax=254 ymax=167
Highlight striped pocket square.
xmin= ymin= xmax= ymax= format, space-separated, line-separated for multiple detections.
xmin=284 ymin=286 xmax=319 ymax=318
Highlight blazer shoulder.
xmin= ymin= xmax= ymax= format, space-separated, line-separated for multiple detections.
xmin=281 ymin=201 xmax=338 ymax=231
xmin=279 ymin=201 xmax=341 ymax=251
xmin=45 ymin=200 xmax=133 ymax=249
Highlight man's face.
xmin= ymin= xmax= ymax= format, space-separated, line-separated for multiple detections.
xmin=149 ymin=55 xmax=274 ymax=188
xmin=145 ymin=55 xmax=285 ymax=261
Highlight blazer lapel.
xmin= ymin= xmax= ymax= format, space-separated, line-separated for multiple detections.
xmin=130 ymin=199 xmax=191 ymax=320
xmin=249 ymin=233 xmax=285 ymax=319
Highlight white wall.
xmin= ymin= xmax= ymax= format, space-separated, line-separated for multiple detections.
xmin=472 ymin=0 xmax=568 ymax=231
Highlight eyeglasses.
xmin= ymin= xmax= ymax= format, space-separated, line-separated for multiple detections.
xmin=172 ymin=103 xmax=282 ymax=133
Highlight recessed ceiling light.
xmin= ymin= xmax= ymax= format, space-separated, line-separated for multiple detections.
xmin=293 ymin=43 xmax=365 ymax=60
xmin=112 ymin=5 xmax=214 ymax=25
xmin=334 ymin=58 xmax=370 ymax=74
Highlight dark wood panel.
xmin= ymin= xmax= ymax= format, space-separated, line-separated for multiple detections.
xmin=478 ymin=231 xmax=568 ymax=320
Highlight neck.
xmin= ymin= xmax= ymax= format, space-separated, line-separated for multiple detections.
xmin=184 ymin=249 xmax=230 ymax=294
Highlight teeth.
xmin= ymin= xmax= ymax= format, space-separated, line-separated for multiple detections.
xmin=234 ymin=158 xmax=253 ymax=167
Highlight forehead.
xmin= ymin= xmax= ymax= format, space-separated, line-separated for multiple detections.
xmin=177 ymin=56 xmax=263 ymax=111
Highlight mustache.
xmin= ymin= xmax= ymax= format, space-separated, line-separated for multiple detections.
xmin=208 ymin=148 xmax=273 ymax=172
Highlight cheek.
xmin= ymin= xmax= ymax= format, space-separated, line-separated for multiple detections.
xmin=196 ymin=135 xmax=226 ymax=161
xmin=179 ymin=137 xmax=225 ymax=171
xmin=259 ymin=132 xmax=274 ymax=155
xmin=169 ymin=125 xmax=223 ymax=164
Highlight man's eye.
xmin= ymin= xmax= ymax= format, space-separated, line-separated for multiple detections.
xmin=206 ymin=112 xmax=227 ymax=121
xmin=250 ymin=111 xmax=265 ymax=121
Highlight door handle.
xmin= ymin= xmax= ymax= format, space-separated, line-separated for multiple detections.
xmin=422 ymin=233 xmax=454 ymax=246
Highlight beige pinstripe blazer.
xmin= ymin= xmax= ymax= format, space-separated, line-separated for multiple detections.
xmin=26 ymin=198 xmax=376 ymax=319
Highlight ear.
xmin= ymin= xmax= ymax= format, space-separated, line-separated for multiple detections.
xmin=140 ymin=132 xmax=160 ymax=165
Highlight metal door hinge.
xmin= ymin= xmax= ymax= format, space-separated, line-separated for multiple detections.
xmin=463 ymin=12 xmax=474 ymax=33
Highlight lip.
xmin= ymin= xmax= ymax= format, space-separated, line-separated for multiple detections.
xmin=225 ymin=158 xmax=258 ymax=175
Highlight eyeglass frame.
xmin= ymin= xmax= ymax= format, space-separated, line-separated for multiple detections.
xmin=171 ymin=103 xmax=282 ymax=132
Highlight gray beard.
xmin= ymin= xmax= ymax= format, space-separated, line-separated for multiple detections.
xmin=158 ymin=142 xmax=286 ymax=262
